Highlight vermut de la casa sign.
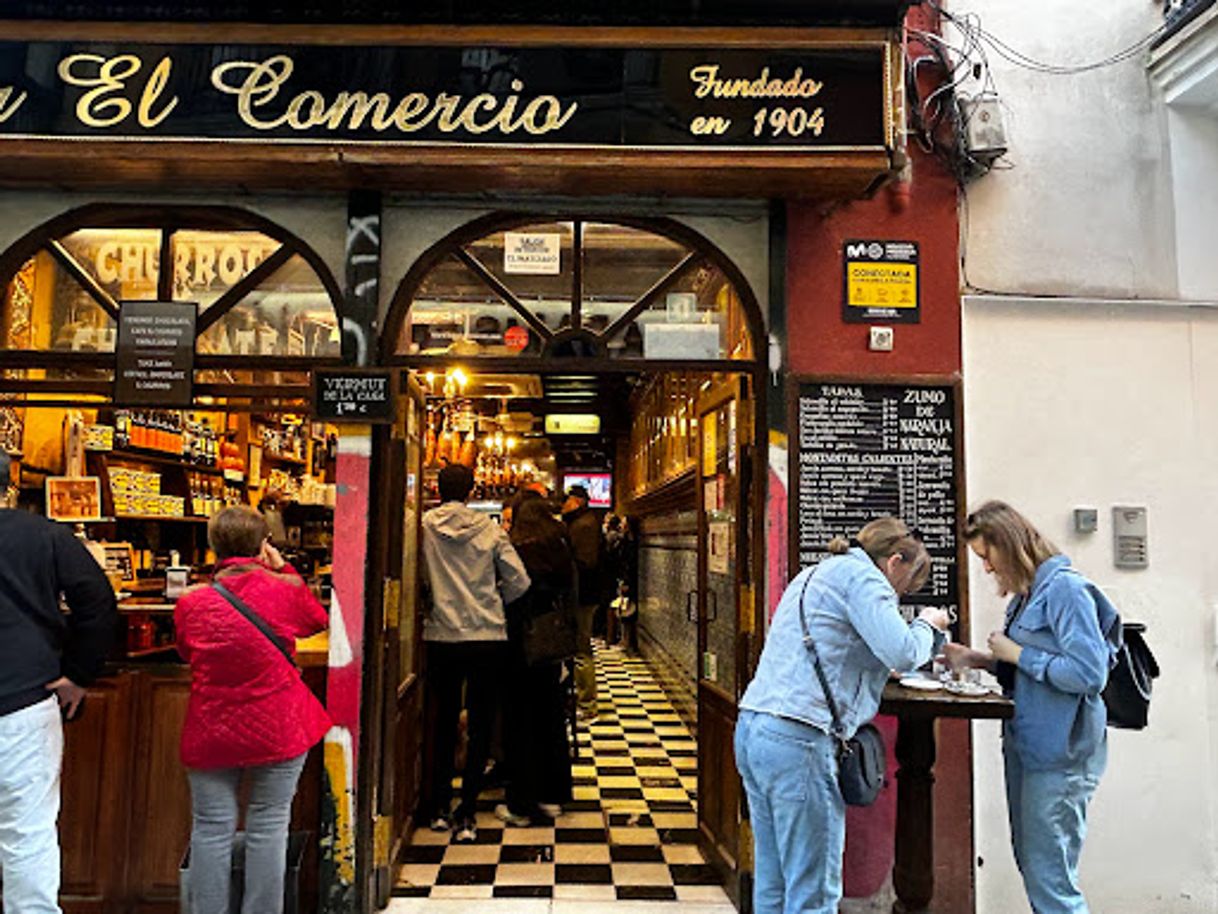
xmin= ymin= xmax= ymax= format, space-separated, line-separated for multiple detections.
xmin=0 ymin=42 xmax=891 ymax=150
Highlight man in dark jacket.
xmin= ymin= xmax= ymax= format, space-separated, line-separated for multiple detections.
xmin=562 ymin=485 xmax=603 ymax=720
xmin=0 ymin=452 xmax=117 ymax=913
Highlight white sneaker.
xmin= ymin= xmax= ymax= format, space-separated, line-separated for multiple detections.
xmin=494 ymin=803 xmax=531 ymax=827
xmin=453 ymin=819 xmax=478 ymax=843
xmin=429 ymin=814 xmax=452 ymax=832
xmin=537 ymin=803 xmax=563 ymax=819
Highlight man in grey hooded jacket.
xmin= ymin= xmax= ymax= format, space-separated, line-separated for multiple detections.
xmin=421 ymin=463 xmax=530 ymax=842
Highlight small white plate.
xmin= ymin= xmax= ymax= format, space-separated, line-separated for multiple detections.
xmin=945 ymin=681 xmax=992 ymax=697
xmin=899 ymin=676 xmax=944 ymax=691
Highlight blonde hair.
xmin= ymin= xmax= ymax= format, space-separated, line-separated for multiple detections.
xmin=963 ymin=500 xmax=1058 ymax=594
xmin=827 ymin=517 xmax=932 ymax=592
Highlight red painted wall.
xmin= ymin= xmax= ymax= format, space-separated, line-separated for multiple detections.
xmin=787 ymin=146 xmax=961 ymax=378
xmin=785 ymin=144 xmax=972 ymax=912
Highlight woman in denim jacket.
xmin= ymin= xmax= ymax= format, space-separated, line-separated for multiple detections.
xmin=736 ymin=517 xmax=950 ymax=914
xmin=946 ymin=501 xmax=1120 ymax=914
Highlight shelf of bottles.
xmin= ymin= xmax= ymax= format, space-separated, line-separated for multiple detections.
xmin=114 ymin=409 xmax=222 ymax=468
xmin=422 ymin=399 xmax=540 ymax=503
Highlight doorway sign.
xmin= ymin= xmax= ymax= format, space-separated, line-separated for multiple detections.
xmin=314 ymin=369 xmax=396 ymax=424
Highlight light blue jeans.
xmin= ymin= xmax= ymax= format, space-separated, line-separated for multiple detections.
xmin=1004 ymin=737 xmax=1107 ymax=914
xmin=186 ymin=753 xmax=307 ymax=914
xmin=735 ymin=709 xmax=844 ymax=914
xmin=0 ymin=696 xmax=63 ymax=914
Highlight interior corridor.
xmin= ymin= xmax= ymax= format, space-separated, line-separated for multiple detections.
xmin=390 ymin=643 xmax=732 ymax=912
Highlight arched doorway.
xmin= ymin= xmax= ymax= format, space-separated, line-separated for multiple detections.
xmin=371 ymin=214 xmax=767 ymax=908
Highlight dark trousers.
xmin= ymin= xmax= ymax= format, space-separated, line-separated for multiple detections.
xmin=503 ymin=658 xmax=573 ymax=814
xmin=427 ymin=640 xmax=506 ymax=821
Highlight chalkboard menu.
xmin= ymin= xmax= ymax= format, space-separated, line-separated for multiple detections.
xmin=794 ymin=381 xmax=959 ymax=617
xmin=314 ymin=369 xmax=395 ymax=424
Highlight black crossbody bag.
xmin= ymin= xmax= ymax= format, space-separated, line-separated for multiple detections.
xmin=797 ymin=574 xmax=886 ymax=807
xmin=212 ymin=579 xmax=297 ymax=668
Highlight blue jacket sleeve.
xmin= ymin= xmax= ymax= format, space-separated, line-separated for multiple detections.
xmin=843 ymin=573 xmax=941 ymax=672
xmin=1017 ymin=578 xmax=1109 ymax=695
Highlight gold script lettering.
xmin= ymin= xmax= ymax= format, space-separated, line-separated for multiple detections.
xmin=690 ymin=115 xmax=731 ymax=136
xmin=58 ymin=54 xmax=141 ymax=128
xmin=137 ymin=57 xmax=179 ymax=128
xmin=210 ymin=56 xmax=294 ymax=130
xmin=689 ymin=64 xmax=823 ymax=101
xmin=0 ymin=86 xmax=28 ymax=124
xmin=209 ymin=55 xmax=578 ymax=138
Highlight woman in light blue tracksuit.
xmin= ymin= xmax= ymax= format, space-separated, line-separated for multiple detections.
xmin=735 ymin=517 xmax=950 ymax=914
xmin=947 ymin=501 xmax=1120 ymax=914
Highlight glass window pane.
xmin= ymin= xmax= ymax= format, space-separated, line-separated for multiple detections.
xmin=605 ymin=262 xmax=752 ymax=361
xmin=169 ymin=230 xmax=281 ymax=311
xmin=581 ymin=222 xmax=688 ymax=335
xmin=2 ymin=250 xmax=117 ymax=352
xmin=464 ymin=222 xmax=575 ymax=313
xmin=399 ymin=256 xmax=542 ymax=357
xmin=196 ymin=255 xmax=339 ymax=358
xmin=59 ymin=228 xmax=161 ymax=304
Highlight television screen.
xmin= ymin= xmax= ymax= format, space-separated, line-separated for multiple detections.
xmin=562 ymin=471 xmax=612 ymax=509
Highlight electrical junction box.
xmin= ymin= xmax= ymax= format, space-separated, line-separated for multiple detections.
xmin=1073 ymin=507 xmax=1098 ymax=534
xmin=960 ymin=96 xmax=1008 ymax=162
xmin=868 ymin=326 xmax=894 ymax=351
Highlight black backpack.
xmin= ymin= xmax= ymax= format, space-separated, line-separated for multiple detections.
xmin=1103 ymin=622 xmax=1159 ymax=730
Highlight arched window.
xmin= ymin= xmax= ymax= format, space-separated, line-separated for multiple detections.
xmin=386 ymin=217 xmax=759 ymax=364
xmin=0 ymin=205 xmax=343 ymax=406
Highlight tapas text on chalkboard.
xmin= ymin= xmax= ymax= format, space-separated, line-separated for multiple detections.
xmin=114 ymin=301 xmax=197 ymax=407
xmin=794 ymin=380 xmax=958 ymax=618
xmin=314 ymin=369 xmax=395 ymax=424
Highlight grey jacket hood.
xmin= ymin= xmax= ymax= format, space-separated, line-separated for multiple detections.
xmin=421 ymin=502 xmax=531 ymax=643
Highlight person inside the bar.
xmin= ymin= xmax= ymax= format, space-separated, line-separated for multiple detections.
xmin=735 ymin=517 xmax=950 ymax=914
xmin=421 ymin=463 xmax=531 ymax=843
xmin=561 ymin=484 xmax=604 ymax=722
xmin=495 ymin=490 xmax=576 ymax=826
xmin=175 ymin=506 xmax=331 ymax=914
xmin=946 ymin=501 xmax=1119 ymax=914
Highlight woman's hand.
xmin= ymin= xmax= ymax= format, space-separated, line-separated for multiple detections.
xmin=917 ymin=607 xmax=952 ymax=631
xmin=987 ymin=631 xmax=1022 ymax=665
xmin=942 ymin=641 xmax=993 ymax=672
xmin=260 ymin=538 xmax=286 ymax=570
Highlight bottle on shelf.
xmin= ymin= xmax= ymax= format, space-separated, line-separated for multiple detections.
xmin=115 ymin=410 xmax=130 ymax=449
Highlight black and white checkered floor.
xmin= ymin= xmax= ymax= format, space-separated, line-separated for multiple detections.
xmin=391 ymin=643 xmax=733 ymax=910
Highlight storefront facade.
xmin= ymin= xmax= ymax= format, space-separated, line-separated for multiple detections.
xmin=0 ymin=5 xmax=974 ymax=912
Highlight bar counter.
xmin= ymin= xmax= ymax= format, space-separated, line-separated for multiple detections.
xmin=59 ymin=637 xmax=328 ymax=914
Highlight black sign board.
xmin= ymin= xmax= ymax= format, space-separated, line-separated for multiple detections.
xmin=314 ymin=370 xmax=395 ymax=424
xmin=792 ymin=380 xmax=959 ymax=619
xmin=842 ymin=239 xmax=920 ymax=324
xmin=113 ymin=301 xmax=196 ymax=406
xmin=0 ymin=42 xmax=889 ymax=151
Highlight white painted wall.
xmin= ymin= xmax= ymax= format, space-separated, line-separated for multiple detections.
xmin=950 ymin=2 xmax=1218 ymax=909
xmin=950 ymin=0 xmax=1177 ymax=299
xmin=963 ymin=296 xmax=1218 ymax=913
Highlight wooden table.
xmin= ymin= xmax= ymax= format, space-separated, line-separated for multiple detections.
xmin=879 ymin=681 xmax=1014 ymax=914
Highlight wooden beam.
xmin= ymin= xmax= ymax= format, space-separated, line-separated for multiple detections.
xmin=196 ymin=243 xmax=295 ymax=333
xmin=46 ymin=241 xmax=120 ymax=320
xmin=452 ymin=249 xmax=554 ymax=341
xmin=603 ymin=251 xmax=704 ymax=342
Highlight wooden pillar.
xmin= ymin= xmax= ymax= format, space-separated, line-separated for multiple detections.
xmin=320 ymin=426 xmax=372 ymax=914
xmin=892 ymin=715 xmax=937 ymax=914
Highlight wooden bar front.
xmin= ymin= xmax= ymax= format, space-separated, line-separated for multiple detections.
xmin=58 ymin=657 xmax=327 ymax=914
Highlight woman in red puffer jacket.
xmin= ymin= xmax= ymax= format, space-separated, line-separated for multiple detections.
xmin=175 ymin=506 xmax=330 ymax=914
